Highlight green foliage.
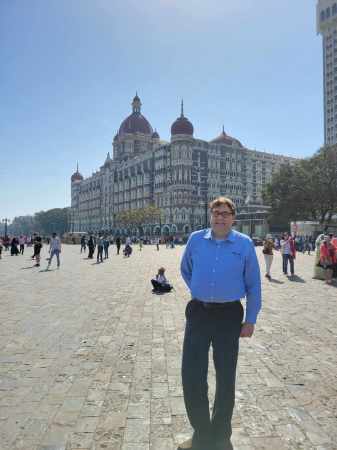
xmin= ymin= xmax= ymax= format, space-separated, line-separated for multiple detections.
xmin=263 ymin=145 xmax=337 ymax=225
xmin=115 ymin=205 xmax=162 ymax=232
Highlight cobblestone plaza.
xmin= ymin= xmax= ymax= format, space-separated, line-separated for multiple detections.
xmin=0 ymin=244 xmax=336 ymax=450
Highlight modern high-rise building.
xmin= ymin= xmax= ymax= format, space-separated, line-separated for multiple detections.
xmin=317 ymin=0 xmax=337 ymax=145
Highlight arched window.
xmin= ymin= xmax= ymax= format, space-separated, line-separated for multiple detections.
xmin=326 ymin=7 xmax=331 ymax=18
xmin=321 ymin=10 xmax=325 ymax=21
xmin=333 ymin=4 xmax=337 ymax=15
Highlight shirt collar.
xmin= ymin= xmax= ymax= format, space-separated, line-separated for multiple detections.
xmin=204 ymin=228 xmax=236 ymax=243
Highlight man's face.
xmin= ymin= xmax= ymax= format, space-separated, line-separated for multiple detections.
xmin=210 ymin=204 xmax=235 ymax=236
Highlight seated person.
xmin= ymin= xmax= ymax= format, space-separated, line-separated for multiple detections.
xmin=151 ymin=267 xmax=173 ymax=292
xmin=123 ymin=243 xmax=132 ymax=257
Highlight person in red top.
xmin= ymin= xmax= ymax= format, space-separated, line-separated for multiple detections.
xmin=320 ymin=236 xmax=337 ymax=284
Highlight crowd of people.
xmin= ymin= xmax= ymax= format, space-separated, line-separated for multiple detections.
xmin=261 ymin=231 xmax=337 ymax=284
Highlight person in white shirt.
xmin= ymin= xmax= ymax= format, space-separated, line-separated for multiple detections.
xmin=47 ymin=232 xmax=62 ymax=269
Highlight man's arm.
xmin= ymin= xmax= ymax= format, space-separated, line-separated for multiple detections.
xmin=243 ymin=241 xmax=262 ymax=328
xmin=180 ymin=238 xmax=193 ymax=290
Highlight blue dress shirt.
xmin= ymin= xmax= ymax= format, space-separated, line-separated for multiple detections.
xmin=180 ymin=228 xmax=262 ymax=324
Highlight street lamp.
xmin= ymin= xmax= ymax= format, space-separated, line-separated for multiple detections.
xmin=1 ymin=218 xmax=10 ymax=238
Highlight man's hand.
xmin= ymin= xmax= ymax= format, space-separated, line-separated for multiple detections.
xmin=240 ymin=323 xmax=255 ymax=338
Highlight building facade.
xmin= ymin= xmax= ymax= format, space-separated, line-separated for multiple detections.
xmin=70 ymin=95 xmax=294 ymax=236
xmin=317 ymin=0 xmax=337 ymax=145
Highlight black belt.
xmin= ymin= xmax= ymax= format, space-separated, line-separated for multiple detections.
xmin=192 ymin=299 xmax=240 ymax=309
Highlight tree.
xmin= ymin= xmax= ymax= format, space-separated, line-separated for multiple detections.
xmin=34 ymin=208 xmax=70 ymax=236
xmin=263 ymin=145 xmax=337 ymax=226
xmin=115 ymin=205 xmax=162 ymax=235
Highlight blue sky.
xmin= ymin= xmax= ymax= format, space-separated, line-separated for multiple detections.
xmin=0 ymin=0 xmax=323 ymax=220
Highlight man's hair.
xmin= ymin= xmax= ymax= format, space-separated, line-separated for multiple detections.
xmin=158 ymin=267 xmax=165 ymax=273
xmin=209 ymin=196 xmax=236 ymax=215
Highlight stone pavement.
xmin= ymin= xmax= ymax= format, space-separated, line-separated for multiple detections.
xmin=0 ymin=243 xmax=336 ymax=450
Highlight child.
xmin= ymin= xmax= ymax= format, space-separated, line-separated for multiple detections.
xmin=151 ymin=267 xmax=173 ymax=293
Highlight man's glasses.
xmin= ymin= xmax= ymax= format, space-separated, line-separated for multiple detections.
xmin=211 ymin=211 xmax=233 ymax=218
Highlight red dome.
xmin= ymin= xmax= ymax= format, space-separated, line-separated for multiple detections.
xmin=171 ymin=116 xmax=194 ymax=136
xmin=210 ymin=130 xmax=243 ymax=147
xmin=119 ymin=113 xmax=153 ymax=136
xmin=71 ymin=171 xmax=83 ymax=182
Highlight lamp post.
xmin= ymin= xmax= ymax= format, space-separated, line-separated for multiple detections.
xmin=2 ymin=218 xmax=10 ymax=238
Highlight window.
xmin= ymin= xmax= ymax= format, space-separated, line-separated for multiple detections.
xmin=321 ymin=10 xmax=325 ymax=21
xmin=326 ymin=7 xmax=331 ymax=18
xmin=333 ymin=4 xmax=337 ymax=15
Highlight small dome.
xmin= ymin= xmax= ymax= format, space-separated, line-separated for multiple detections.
xmin=171 ymin=116 xmax=194 ymax=136
xmin=113 ymin=133 xmax=119 ymax=141
xmin=152 ymin=130 xmax=160 ymax=139
xmin=71 ymin=170 xmax=83 ymax=182
xmin=171 ymin=99 xmax=194 ymax=136
xmin=210 ymin=128 xmax=243 ymax=147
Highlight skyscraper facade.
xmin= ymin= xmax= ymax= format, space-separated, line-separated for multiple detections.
xmin=317 ymin=0 xmax=337 ymax=145
xmin=70 ymin=95 xmax=295 ymax=236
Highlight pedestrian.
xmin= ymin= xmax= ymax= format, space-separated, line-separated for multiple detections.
xmin=80 ymin=235 xmax=87 ymax=253
xmin=103 ymin=236 xmax=110 ymax=259
xmin=31 ymin=233 xmax=38 ymax=259
xmin=19 ymin=235 xmax=25 ymax=255
xmin=139 ymin=237 xmax=143 ymax=251
xmin=151 ymin=267 xmax=173 ymax=293
xmin=96 ymin=235 xmax=104 ymax=263
xmin=179 ymin=196 xmax=261 ymax=450
xmin=10 ymin=237 xmax=19 ymax=256
xmin=115 ymin=236 xmax=121 ymax=255
xmin=47 ymin=232 xmax=61 ymax=269
xmin=123 ymin=242 xmax=132 ymax=257
xmin=262 ymin=234 xmax=274 ymax=280
xmin=319 ymin=235 xmax=337 ymax=284
xmin=156 ymin=237 xmax=160 ymax=251
xmin=280 ymin=232 xmax=296 ymax=276
xmin=87 ymin=235 xmax=95 ymax=259
xmin=34 ymin=236 xmax=42 ymax=267
xmin=0 ymin=239 xmax=3 ymax=259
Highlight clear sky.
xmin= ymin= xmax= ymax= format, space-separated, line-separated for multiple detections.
xmin=0 ymin=0 xmax=323 ymax=220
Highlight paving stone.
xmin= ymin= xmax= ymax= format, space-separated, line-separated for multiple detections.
xmin=0 ymin=245 xmax=337 ymax=449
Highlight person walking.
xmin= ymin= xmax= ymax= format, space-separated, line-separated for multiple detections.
xmin=47 ymin=232 xmax=62 ymax=269
xmin=115 ymin=236 xmax=121 ymax=255
xmin=103 ymin=236 xmax=110 ymax=259
xmin=80 ymin=235 xmax=87 ymax=253
xmin=179 ymin=196 xmax=262 ymax=450
xmin=87 ymin=235 xmax=95 ymax=259
xmin=10 ymin=237 xmax=19 ymax=256
xmin=319 ymin=235 xmax=337 ymax=284
xmin=34 ymin=236 xmax=42 ymax=267
xmin=280 ymin=232 xmax=296 ymax=276
xmin=262 ymin=234 xmax=274 ymax=280
xmin=19 ymin=236 xmax=25 ymax=255
xmin=96 ymin=235 xmax=104 ymax=263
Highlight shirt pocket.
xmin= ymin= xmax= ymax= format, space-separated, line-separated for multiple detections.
xmin=227 ymin=250 xmax=245 ymax=272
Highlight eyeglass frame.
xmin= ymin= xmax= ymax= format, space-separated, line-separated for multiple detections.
xmin=210 ymin=210 xmax=234 ymax=218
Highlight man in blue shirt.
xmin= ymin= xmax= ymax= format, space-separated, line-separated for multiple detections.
xmin=179 ymin=196 xmax=261 ymax=450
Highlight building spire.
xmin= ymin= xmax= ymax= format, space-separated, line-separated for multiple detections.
xmin=181 ymin=99 xmax=184 ymax=117
xmin=132 ymin=93 xmax=141 ymax=113
xmin=76 ymin=161 xmax=79 ymax=172
xmin=222 ymin=125 xmax=225 ymax=134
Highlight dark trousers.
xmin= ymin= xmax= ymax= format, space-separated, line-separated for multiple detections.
xmin=104 ymin=246 xmax=109 ymax=258
xmin=97 ymin=246 xmax=103 ymax=262
xmin=20 ymin=244 xmax=24 ymax=254
xmin=88 ymin=246 xmax=95 ymax=258
xmin=282 ymin=254 xmax=294 ymax=275
xmin=117 ymin=245 xmax=121 ymax=255
xmin=151 ymin=279 xmax=172 ymax=292
xmin=182 ymin=300 xmax=243 ymax=450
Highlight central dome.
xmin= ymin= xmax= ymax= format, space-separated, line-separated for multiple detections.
xmin=118 ymin=94 xmax=153 ymax=136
